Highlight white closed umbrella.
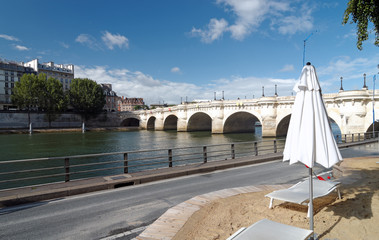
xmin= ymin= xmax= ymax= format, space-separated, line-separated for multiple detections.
xmin=283 ymin=63 xmax=343 ymax=239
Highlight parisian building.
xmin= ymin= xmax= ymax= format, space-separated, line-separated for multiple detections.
xmin=101 ymin=83 xmax=119 ymax=112
xmin=118 ymin=96 xmax=145 ymax=111
xmin=0 ymin=59 xmax=36 ymax=110
xmin=24 ymin=59 xmax=74 ymax=91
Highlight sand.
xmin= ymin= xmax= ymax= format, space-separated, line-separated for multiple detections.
xmin=173 ymin=157 xmax=379 ymax=240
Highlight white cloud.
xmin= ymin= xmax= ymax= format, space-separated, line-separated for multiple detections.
xmin=191 ymin=18 xmax=229 ymax=43
xmin=75 ymin=65 xmax=201 ymax=104
xmin=0 ymin=34 xmax=19 ymax=41
xmin=280 ymin=64 xmax=295 ymax=72
xmin=75 ymin=34 xmax=102 ymax=50
xmin=191 ymin=0 xmax=314 ymax=43
xmin=74 ymin=64 xmax=302 ymax=104
xmin=101 ymin=31 xmax=129 ymax=50
xmin=274 ymin=6 xmax=313 ymax=35
xmin=171 ymin=67 xmax=181 ymax=73
xmin=315 ymin=54 xmax=379 ymax=91
xmin=14 ymin=45 xmax=29 ymax=51
xmin=60 ymin=42 xmax=69 ymax=49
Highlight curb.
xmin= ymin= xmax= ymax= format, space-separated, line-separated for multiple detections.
xmin=135 ymin=184 xmax=291 ymax=240
xmin=0 ymin=153 xmax=283 ymax=208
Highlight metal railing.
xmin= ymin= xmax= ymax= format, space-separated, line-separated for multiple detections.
xmin=0 ymin=131 xmax=377 ymax=190
xmin=0 ymin=139 xmax=285 ymax=190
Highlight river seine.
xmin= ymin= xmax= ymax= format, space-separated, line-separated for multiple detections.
xmin=0 ymin=129 xmax=264 ymax=161
xmin=0 ymin=122 xmax=342 ymax=161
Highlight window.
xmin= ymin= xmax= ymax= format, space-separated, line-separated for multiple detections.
xmin=11 ymin=77 xmax=14 ymax=82
xmin=11 ymin=83 xmax=14 ymax=88
xmin=5 ymin=83 xmax=8 ymax=88
xmin=5 ymin=90 xmax=8 ymax=95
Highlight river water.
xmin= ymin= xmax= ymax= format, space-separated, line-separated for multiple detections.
xmin=0 ymin=129 xmax=265 ymax=161
xmin=0 ymin=125 xmax=341 ymax=189
xmin=0 ymin=122 xmax=342 ymax=161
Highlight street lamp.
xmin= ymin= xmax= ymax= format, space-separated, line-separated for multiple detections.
xmin=262 ymin=86 xmax=265 ymax=97
xmin=275 ymin=84 xmax=278 ymax=97
xmin=339 ymin=77 xmax=344 ymax=91
xmin=363 ymin=73 xmax=367 ymax=89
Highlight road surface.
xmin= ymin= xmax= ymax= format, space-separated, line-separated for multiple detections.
xmin=0 ymin=142 xmax=377 ymax=240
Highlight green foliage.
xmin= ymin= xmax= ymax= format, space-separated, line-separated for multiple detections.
xmin=68 ymin=78 xmax=106 ymax=117
xmin=37 ymin=74 xmax=68 ymax=126
xmin=343 ymin=0 xmax=379 ymax=50
xmin=11 ymin=74 xmax=39 ymax=110
xmin=12 ymin=73 xmax=68 ymax=126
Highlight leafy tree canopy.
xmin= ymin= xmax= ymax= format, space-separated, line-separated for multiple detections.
xmin=68 ymin=78 xmax=106 ymax=116
xmin=11 ymin=73 xmax=39 ymax=110
xmin=343 ymin=0 xmax=379 ymax=50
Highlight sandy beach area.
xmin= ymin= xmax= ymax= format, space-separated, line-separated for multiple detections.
xmin=172 ymin=157 xmax=379 ymax=240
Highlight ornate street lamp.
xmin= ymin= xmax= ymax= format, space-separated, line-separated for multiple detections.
xmin=275 ymin=84 xmax=278 ymax=96
xmin=262 ymin=86 xmax=265 ymax=97
xmin=363 ymin=73 xmax=368 ymax=89
xmin=339 ymin=77 xmax=344 ymax=91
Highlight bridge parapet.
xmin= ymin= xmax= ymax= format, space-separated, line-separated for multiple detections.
xmin=130 ymin=89 xmax=379 ymax=136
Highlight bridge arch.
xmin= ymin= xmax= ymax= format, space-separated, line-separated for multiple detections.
xmin=120 ymin=118 xmax=140 ymax=127
xmin=276 ymin=114 xmax=291 ymax=137
xmin=147 ymin=116 xmax=156 ymax=130
xmin=164 ymin=115 xmax=178 ymax=130
xmin=276 ymin=114 xmax=342 ymax=137
xmin=223 ymin=111 xmax=260 ymax=133
xmin=366 ymin=122 xmax=379 ymax=135
xmin=187 ymin=112 xmax=212 ymax=131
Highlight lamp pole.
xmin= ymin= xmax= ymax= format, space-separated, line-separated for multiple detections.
xmin=303 ymin=32 xmax=316 ymax=66
xmin=374 ymin=73 xmax=376 ymax=137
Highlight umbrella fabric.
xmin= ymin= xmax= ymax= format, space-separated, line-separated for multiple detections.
xmin=283 ymin=64 xmax=343 ymax=168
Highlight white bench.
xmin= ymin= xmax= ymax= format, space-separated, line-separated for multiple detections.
xmin=226 ymin=219 xmax=313 ymax=240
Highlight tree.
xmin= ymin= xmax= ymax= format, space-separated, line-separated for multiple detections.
xmin=11 ymin=74 xmax=39 ymax=126
xmin=37 ymin=75 xmax=68 ymax=127
xmin=12 ymin=73 xmax=68 ymax=128
xmin=343 ymin=0 xmax=379 ymax=50
xmin=68 ymin=78 xmax=106 ymax=123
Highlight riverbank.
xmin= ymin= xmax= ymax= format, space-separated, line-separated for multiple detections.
xmin=169 ymin=157 xmax=379 ymax=240
xmin=0 ymin=126 xmax=140 ymax=134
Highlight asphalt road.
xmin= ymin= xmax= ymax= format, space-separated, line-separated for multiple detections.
xmin=0 ymin=142 xmax=377 ymax=240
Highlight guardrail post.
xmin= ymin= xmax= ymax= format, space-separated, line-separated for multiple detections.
xmin=231 ymin=144 xmax=235 ymax=159
xmin=64 ymin=158 xmax=70 ymax=182
xmin=203 ymin=146 xmax=207 ymax=163
xmin=124 ymin=153 xmax=128 ymax=173
xmin=168 ymin=149 xmax=173 ymax=168
xmin=352 ymin=133 xmax=354 ymax=142
xmin=273 ymin=140 xmax=277 ymax=153
xmin=344 ymin=134 xmax=347 ymax=143
xmin=363 ymin=132 xmax=366 ymax=140
xmin=358 ymin=133 xmax=360 ymax=142
xmin=254 ymin=142 xmax=258 ymax=156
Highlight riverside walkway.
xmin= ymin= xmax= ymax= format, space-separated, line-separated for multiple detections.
xmin=0 ymin=138 xmax=376 ymax=208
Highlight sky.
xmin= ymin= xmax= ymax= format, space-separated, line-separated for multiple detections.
xmin=0 ymin=0 xmax=378 ymax=105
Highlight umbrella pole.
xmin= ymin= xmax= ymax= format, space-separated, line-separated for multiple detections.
xmin=309 ymin=167 xmax=314 ymax=240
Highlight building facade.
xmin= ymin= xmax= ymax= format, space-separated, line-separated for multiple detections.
xmin=0 ymin=59 xmax=36 ymax=110
xmin=118 ymin=97 xmax=145 ymax=111
xmin=24 ymin=59 xmax=74 ymax=91
xmin=101 ymin=84 xmax=119 ymax=112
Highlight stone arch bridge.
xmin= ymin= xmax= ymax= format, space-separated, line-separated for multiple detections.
xmin=119 ymin=89 xmax=379 ymax=137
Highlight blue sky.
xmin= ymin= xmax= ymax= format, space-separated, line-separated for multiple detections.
xmin=1 ymin=0 xmax=378 ymax=104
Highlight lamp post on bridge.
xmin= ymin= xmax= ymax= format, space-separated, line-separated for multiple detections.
xmin=339 ymin=77 xmax=344 ymax=92
xmin=363 ymin=73 xmax=368 ymax=90
xmin=262 ymin=86 xmax=265 ymax=97
xmin=275 ymin=84 xmax=278 ymax=97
